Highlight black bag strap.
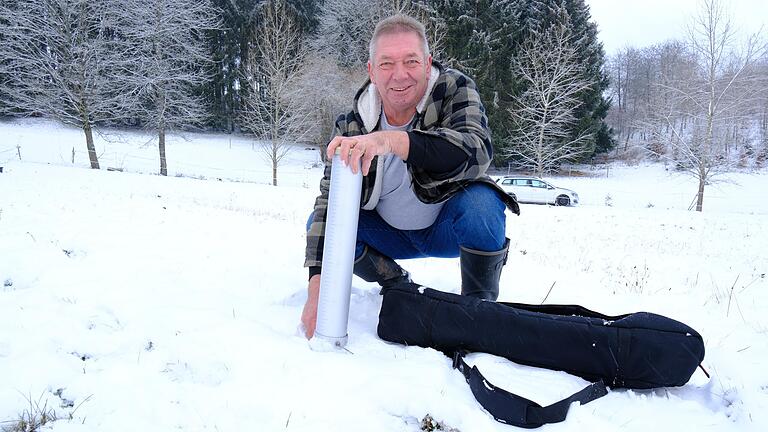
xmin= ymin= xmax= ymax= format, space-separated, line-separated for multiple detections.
xmin=451 ymin=351 xmax=608 ymax=428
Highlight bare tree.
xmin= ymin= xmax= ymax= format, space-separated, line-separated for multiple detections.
xmin=241 ymin=0 xmax=312 ymax=186
xmin=502 ymin=16 xmax=593 ymax=175
xmin=607 ymin=41 xmax=700 ymax=155
xmin=0 ymin=1 xmax=13 ymax=117
xmin=113 ymin=0 xmax=221 ymax=176
xmin=761 ymin=56 xmax=768 ymax=165
xmin=648 ymin=0 xmax=766 ymax=211
xmin=0 ymin=0 xmax=133 ymax=169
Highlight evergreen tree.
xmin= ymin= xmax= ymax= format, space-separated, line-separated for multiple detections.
xmin=201 ymin=0 xmax=261 ymax=132
xmin=289 ymin=0 xmax=322 ymax=34
xmin=430 ymin=0 xmax=524 ymax=162
xmin=201 ymin=0 xmax=320 ymax=132
xmin=520 ymin=0 xmax=613 ymax=157
xmin=431 ymin=0 xmax=613 ymax=164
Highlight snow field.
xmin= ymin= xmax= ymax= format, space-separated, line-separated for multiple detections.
xmin=1 ymin=118 xmax=767 ymax=431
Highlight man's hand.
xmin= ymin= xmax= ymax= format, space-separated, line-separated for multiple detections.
xmin=301 ymin=274 xmax=321 ymax=339
xmin=326 ymin=131 xmax=410 ymax=175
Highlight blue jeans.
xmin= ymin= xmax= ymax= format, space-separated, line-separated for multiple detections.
xmin=308 ymin=183 xmax=507 ymax=260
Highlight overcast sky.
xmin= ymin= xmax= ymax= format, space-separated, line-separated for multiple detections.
xmin=586 ymin=0 xmax=767 ymax=55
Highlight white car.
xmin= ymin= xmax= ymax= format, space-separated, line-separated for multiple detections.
xmin=495 ymin=176 xmax=579 ymax=206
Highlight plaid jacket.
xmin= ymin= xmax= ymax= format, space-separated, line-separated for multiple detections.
xmin=305 ymin=62 xmax=519 ymax=269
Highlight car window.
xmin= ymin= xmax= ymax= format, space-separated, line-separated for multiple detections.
xmin=512 ymin=179 xmax=529 ymax=186
xmin=502 ymin=179 xmax=513 ymax=185
xmin=531 ymin=180 xmax=546 ymax=188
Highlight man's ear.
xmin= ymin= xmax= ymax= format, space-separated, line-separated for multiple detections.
xmin=426 ymin=55 xmax=432 ymax=70
xmin=367 ymin=61 xmax=374 ymax=84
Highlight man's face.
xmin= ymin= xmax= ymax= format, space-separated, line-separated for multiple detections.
xmin=368 ymin=31 xmax=432 ymax=123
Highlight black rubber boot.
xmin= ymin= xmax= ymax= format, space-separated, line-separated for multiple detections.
xmin=353 ymin=245 xmax=411 ymax=290
xmin=459 ymin=238 xmax=510 ymax=301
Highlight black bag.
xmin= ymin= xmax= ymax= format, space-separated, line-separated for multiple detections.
xmin=377 ymin=283 xmax=706 ymax=428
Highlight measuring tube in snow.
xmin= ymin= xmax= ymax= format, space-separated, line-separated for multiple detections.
xmin=310 ymin=150 xmax=362 ymax=350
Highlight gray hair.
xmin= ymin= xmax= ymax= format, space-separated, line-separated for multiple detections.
xmin=368 ymin=14 xmax=430 ymax=62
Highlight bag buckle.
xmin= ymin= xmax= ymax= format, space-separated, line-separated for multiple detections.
xmin=452 ymin=350 xmax=466 ymax=370
xmin=452 ymin=350 xmax=472 ymax=381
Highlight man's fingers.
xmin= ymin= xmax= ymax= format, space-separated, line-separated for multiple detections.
xmin=326 ymin=136 xmax=341 ymax=159
xmin=328 ymin=134 xmax=386 ymax=175
xmin=339 ymin=138 xmax=357 ymax=167
xmin=349 ymin=145 xmax=367 ymax=174
xmin=361 ymin=151 xmax=374 ymax=176
xmin=301 ymin=304 xmax=317 ymax=339
xmin=303 ymin=276 xmax=321 ymax=339
xmin=303 ymin=323 xmax=315 ymax=339
xmin=327 ymin=136 xmax=355 ymax=162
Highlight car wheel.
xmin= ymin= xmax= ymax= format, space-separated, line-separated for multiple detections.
xmin=555 ymin=195 xmax=570 ymax=206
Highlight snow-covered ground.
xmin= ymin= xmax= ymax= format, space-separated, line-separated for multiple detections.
xmin=1 ymin=118 xmax=766 ymax=431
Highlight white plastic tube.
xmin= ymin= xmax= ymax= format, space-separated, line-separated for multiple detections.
xmin=310 ymin=151 xmax=362 ymax=350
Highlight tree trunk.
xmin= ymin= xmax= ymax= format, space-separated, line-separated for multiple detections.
xmin=272 ymin=161 xmax=278 ymax=186
xmin=696 ymin=174 xmax=705 ymax=212
xmin=84 ymin=121 xmax=100 ymax=169
xmin=159 ymin=128 xmax=167 ymax=176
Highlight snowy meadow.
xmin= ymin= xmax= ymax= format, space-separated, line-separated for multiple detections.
xmin=1 ymin=118 xmax=767 ymax=431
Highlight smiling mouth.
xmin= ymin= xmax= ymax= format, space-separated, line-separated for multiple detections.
xmin=391 ymin=86 xmax=411 ymax=92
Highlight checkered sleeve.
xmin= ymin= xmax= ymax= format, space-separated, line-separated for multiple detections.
xmin=409 ymin=70 xmax=493 ymax=191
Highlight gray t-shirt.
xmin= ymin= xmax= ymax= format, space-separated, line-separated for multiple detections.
xmin=376 ymin=112 xmax=444 ymax=230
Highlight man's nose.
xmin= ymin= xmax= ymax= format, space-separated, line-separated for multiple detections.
xmin=392 ymin=62 xmax=408 ymax=79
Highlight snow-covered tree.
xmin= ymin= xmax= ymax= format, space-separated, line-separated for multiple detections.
xmin=0 ymin=0 xmax=14 ymax=117
xmin=434 ymin=0 xmax=522 ymax=77
xmin=430 ymin=0 xmax=611 ymax=160
xmin=0 ymin=0 xmax=133 ymax=169
xmin=502 ymin=11 xmax=593 ymax=175
xmin=649 ymin=0 xmax=766 ymax=211
xmin=113 ymin=0 xmax=221 ymax=176
xmin=241 ymin=0 xmax=312 ymax=186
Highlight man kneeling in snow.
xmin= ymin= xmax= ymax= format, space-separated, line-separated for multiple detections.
xmin=301 ymin=14 xmax=519 ymax=338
